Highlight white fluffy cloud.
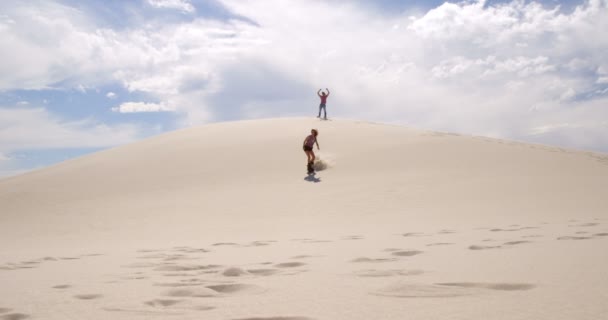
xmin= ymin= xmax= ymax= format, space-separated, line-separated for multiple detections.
xmin=1 ymin=0 xmax=608 ymax=152
xmin=147 ymin=0 xmax=195 ymax=13
xmin=112 ymin=101 xmax=176 ymax=113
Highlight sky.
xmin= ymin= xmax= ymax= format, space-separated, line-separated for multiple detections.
xmin=0 ymin=0 xmax=607 ymax=177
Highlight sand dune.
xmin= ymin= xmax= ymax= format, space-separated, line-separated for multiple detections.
xmin=1 ymin=118 xmax=607 ymax=319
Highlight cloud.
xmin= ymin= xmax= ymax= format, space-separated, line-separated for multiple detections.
xmin=0 ymin=107 xmax=144 ymax=151
xmin=106 ymin=91 xmax=117 ymax=99
xmin=112 ymin=101 xmax=176 ymax=113
xmin=0 ymin=0 xmax=607 ymax=153
xmin=147 ymin=0 xmax=195 ymax=13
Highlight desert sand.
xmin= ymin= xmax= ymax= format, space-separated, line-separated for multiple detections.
xmin=1 ymin=118 xmax=607 ymax=320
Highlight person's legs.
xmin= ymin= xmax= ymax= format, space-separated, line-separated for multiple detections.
xmin=322 ymin=105 xmax=327 ymax=119
xmin=317 ymin=104 xmax=322 ymax=118
xmin=305 ymin=150 xmax=313 ymax=163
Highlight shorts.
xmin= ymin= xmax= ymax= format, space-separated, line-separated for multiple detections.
xmin=303 ymin=145 xmax=313 ymax=152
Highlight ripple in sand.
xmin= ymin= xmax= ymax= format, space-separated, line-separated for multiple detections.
xmin=0 ymin=309 xmax=12 ymax=314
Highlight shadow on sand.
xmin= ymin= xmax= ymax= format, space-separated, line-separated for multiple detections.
xmin=304 ymin=173 xmax=321 ymax=183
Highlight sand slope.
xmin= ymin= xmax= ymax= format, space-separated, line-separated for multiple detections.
xmin=1 ymin=118 xmax=607 ymax=319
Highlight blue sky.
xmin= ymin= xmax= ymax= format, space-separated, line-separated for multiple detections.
xmin=1 ymin=0 xmax=607 ymax=177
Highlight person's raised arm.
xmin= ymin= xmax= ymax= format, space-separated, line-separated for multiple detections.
xmin=325 ymin=88 xmax=330 ymax=96
xmin=317 ymin=89 xmax=322 ymax=97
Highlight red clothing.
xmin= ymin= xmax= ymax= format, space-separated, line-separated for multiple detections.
xmin=319 ymin=94 xmax=328 ymax=104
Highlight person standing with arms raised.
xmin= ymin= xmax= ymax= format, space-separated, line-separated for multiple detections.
xmin=317 ymin=88 xmax=330 ymax=120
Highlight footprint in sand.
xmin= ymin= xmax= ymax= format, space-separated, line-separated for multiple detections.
xmin=274 ymin=262 xmax=306 ymax=268
xmin=206 ymin=284 xmax=266 ymax=295
xmin=74 ymin=294 xmax=103 ymax=300
xmin=391 ymin=250 xmax=423 ymax=257
xmin=437 ymin=229 xmax=457 ymax=234
xmin=400 ymin=232 xmax=425 ymax=237
xmin=557 ymin=236 xmax=593 ymax=240
xmin=290 ymin=255 xmax=319 ymax=259
xmin=144 ymin=299 xmax=183 ymax=307
xmin=569 ymin=223 xmax=599 ymax=228
xmin=137 ymin=253 xmax=192 ymax=261
xmin=469 ymin=245 xmax=502 ymax=250
xmin=52 ymin=285 xmax=71 ymax=289
xmin=154 ymin=264 xmax=222 ymax=272
xmin=212 ymin=242 xmax=239 ymax=247
xmin=247 ymin=269 xmax=281 ymax=276
xmin=594 ymin=233 xmax=608 ymax=237
xmin=503 ymin=241 xmax=531 ymax=246
xmin=223 ymin=267 xmax=250 ymax=277
xmin=1 ymin=314 xmax=30 ymax=320
xmin=522 ymin=234 xmax=543 ymax=238
xmin=246 ymin=241 xmax=274 ymax=247
xmin=161 ymin=272 xmax=200 ymax=277
xmin=355 ymin=269 xmax=424 ymax=277
xmin=426 ymin=242 xmax=454 ymax=246
xmin=171 ymin=247 xmax=209 ymax=253
xmin=164 ymin=288 xmax=218 ymax=297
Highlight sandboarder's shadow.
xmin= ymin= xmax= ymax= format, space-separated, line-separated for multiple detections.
xmin=304 ymin=173 xmax=321 ymax=183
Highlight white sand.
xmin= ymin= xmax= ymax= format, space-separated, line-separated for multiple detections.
xmin=1 ymin=118 xmax=607 ymax=319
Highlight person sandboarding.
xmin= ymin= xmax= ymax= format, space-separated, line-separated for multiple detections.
xmin=303 ymin=129 xmax=320 ymax=174
xmin=317 ymin=88 xmax=330 ymax=120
